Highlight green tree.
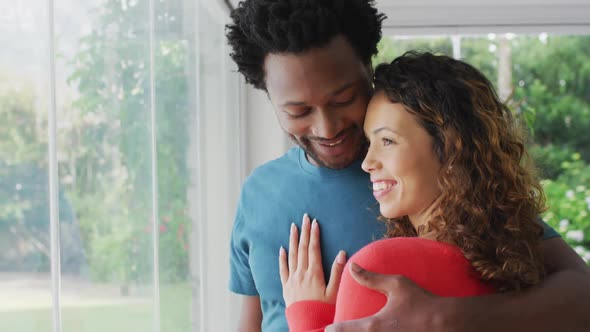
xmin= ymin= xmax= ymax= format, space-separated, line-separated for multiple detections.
xmin=0 ymin=75 xmax=86 ymax=273
xmin=67 ymin=0 xmax=192 ymax=283
xmin=513 ymin=35 xmax=590 ymax=163
xmin=373 ymin=37 xmax=452 ymax=65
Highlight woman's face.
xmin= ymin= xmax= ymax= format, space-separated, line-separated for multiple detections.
xmin=361 ymin=91 xmax=443 ymax=224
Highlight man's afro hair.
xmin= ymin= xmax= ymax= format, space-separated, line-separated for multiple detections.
xmin=226 ymin=0 xmax=385 ymax=90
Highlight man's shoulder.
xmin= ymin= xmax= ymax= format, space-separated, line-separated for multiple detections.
xmin=246 ymin=147 xmax=300 ymax=182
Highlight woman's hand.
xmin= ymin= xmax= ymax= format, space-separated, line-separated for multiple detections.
xmin=279 ymin=213 xmax=347 ymax=307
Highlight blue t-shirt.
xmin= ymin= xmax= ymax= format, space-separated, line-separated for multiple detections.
xmin=230 ymin=147 xmax=386 ymax=331
xmin=229 ymin=147 xmax=560 ymax=331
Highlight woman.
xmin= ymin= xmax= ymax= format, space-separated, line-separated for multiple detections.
xmin=278 ymin=52 xmax=546 ymax=331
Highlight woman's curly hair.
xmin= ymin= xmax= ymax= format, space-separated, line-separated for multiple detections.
xmin=226 ymin=0 xmax=385 ymax=90
xmin=374 ymin=51 xmax=546 ymax=292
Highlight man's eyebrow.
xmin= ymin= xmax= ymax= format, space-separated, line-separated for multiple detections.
xmin=329 ymin=82 xmax=356 ymax=97
xmin=281 ymin=101 xmax=306 ymax=107
xmin=280 ymin=82 xmax=357 ymax=107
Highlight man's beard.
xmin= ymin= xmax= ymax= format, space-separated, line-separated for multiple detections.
xmin=287 ymin=126 xmax=367 ymax=170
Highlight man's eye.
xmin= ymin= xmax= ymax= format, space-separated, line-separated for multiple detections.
xmin=286 ymin=107 xmax=311 ymax=118
xmin=331 ymin=94 xmax=357 ymax=106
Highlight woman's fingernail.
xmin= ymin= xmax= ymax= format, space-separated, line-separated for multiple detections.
xmin=337 ymin=250 xmax=346 ymax=264
xmin=280 ymin=246 xmax=285 ymax=255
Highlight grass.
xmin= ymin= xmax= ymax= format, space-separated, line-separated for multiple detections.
xmin=0 ymin=284 xmax=192 ymax=332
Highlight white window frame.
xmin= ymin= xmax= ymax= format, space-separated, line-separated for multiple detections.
xmin=378 ymin=0 xmax=590 ymax=35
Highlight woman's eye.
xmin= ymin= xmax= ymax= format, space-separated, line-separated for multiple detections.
xmin=382 ymin=138 xmax=394 ymax=146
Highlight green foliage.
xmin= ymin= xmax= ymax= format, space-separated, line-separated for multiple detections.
xmin=513 ymin=36 xmax=590 ymax=264
xmin=460 ymin=36 xmax=499 ymax=83
xmin=529 ymin=144 xmax=577 ymax=179
xmin=373 ymin=37 xmax=452 ymax=66
xmin=0 ymin=77 xmax=46 ymax=165
xmin=0 ymin=78 xmax=84 ymax=272
xmin=0 ymin=0 xmax=191 ymax=284
xmin=513 ymin=35 xmax=590 ymax=161
xmin=515 ymin=79 xmax=590 ymax=158
xmin=542 ymin=156 xmax=590 ymax=263
xmin=65 ymin=0 xmax=191 ymax=283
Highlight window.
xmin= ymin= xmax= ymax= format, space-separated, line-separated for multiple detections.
xmin=0 ymin=0 xmax=241 ymax=331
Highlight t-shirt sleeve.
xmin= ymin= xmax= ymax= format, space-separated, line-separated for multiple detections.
xmin=229 ymin=207 xmax=258 ymax=296
xmin=286 ymin=300 xmax=336 ymax=332
xmin=539 ymin=217 xmax=561 ymax=240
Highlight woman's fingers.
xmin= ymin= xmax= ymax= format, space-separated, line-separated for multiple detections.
xmin=326 ymin=250 xmax=347 ymax=302
xmin=279 ymin=246 xmax=288 ymax=286
xmin=280 ymin=214 xmax=345 ymax=306
xmin=308 ymin=218 xmax=324 ymax=277
xmin=288 ymin=222 xmax=299 ymax=273
xmin=297 ymin=214 xmax=311 ymax=270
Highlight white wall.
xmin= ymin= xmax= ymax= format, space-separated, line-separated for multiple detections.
xmin=243 ymin=86 xmax=292 ymax=173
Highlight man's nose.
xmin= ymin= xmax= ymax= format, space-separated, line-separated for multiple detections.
xmin=313 ymin=109 xmax=341 ymax=139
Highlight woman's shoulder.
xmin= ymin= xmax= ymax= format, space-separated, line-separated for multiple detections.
xmin=353 ymin=237 xmax=464 ymax=261
xmin=345 ymin=237 xmax=495 ymax=297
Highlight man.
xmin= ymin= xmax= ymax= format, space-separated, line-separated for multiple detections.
xmin=226 ymin=0 xmax=590 ymax=331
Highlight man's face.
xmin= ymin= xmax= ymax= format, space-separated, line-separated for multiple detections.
xmin=263 ymin=36 xmax=372 ymax=169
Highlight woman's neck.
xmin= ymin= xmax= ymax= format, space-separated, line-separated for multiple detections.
xmin=409 ymin=196 xmax=454 ymax=245
xmin=408 ymin=197 xmax=440 ymax=234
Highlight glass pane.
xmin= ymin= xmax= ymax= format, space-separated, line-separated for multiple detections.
xmin=56 ymin=0 xmax=155 ymax=330
xmin=154 ymin=0 xmax=194 ymax=331
xmin=0 ymin=1 xmax=52 ymax=331
xmin=377 ymin=33 xmax=590 ymax=265
xmin=54 ymin=0 xmax=199 ymax=329
xmin=3 ymin=0 xmax=235 ymax=330
xmin=373 ymin=35 xmax=453 ymax=65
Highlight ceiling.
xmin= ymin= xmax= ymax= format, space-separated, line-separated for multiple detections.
xmin=221 ymin=0 xmax=590 ymax=34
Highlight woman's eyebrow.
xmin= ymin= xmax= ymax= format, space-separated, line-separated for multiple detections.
xmin=372 ymin=127 xmax=401 ymax=136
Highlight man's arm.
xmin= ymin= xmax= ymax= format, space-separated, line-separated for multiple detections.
xmin=237 ymin=295 xmax=262 ymax=332
xmin=326 ymin=237 xmax=590 ymax=332
xmin=447 ymin=237 xmax=590 ymax=332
